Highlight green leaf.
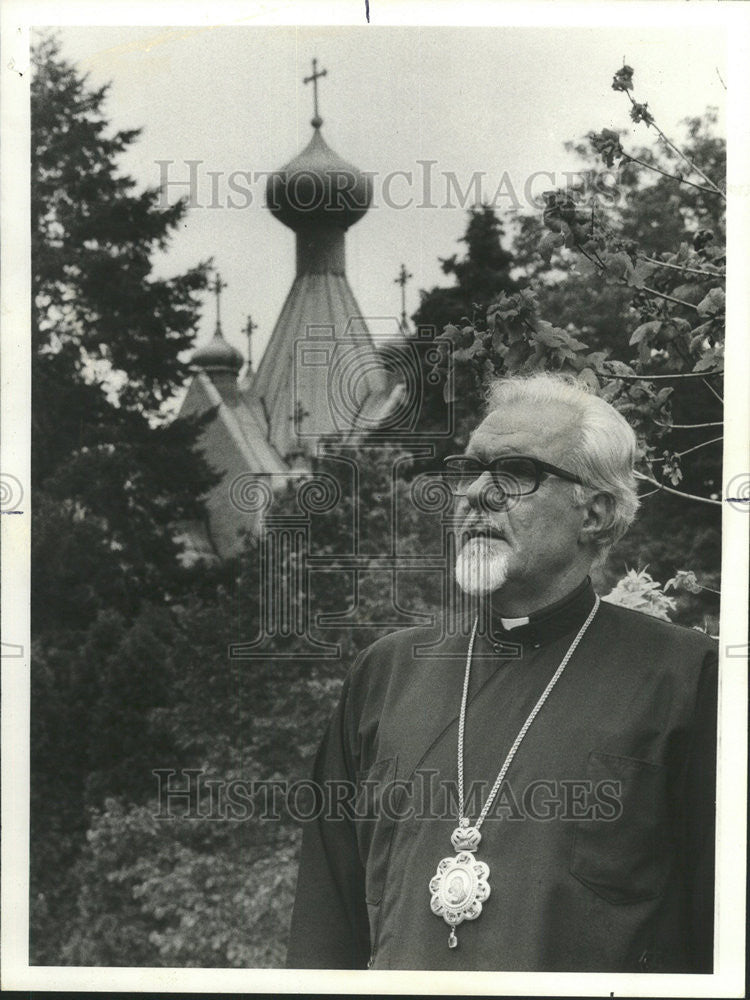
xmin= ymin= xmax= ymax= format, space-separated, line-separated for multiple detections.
xmin=665 ymin=570 xmax=703 ymax=595
xmin=629 ymin=320 xmax=661 ymax=346
xmin=538 ymin=230 xmax=565 ymax=262
xmin=603 ymin=251 xmax=634 ymax=281
xmin=565 ymin=332 xmax=589 ymax=351
xmin=570 ymin=255 xmax=600 ymax=278
xmin=696 ymin=287 xmax=725 ymax=317
xmin=693 ymin=343 xmax=724 ymax=372
xmin=688 ymin=322 xmax=712 ymax=351
xmin=578 ymin=367 xmax=601 ymax=390
xmin=628 ymin=259 xmax=656 ymax=289
xmin=531 ymin=320 xmax=564 ymax=347
xmin=504 ymin=340 xmax=528 ymax=371
xmin=611 ymin=65 xmax=634 ymax=92
xmin=601 ymin=359 xmax=636 ymax=377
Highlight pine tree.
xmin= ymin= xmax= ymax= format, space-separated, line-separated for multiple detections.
xmin=385 ymin=205 xmax=518 ymax=459
xmin=31 ymin=34 xmax=218 ymax=635
xmin=412 ymin=204 xmax=517 ymax=332
xmin=30 ymin=34 xmax=224 ymax=963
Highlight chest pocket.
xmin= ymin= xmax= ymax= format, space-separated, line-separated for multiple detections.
xmin=354 ymin=756 xmax=399 ymax=906
xmin=570 ymin=751 xmax=671 ymax=904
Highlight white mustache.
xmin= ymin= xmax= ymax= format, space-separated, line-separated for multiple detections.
xmin=458 ymin=523 xmax=505 ymax=542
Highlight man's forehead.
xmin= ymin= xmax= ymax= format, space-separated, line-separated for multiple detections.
xmin=467 ymin=401 xmax=577 ymax=458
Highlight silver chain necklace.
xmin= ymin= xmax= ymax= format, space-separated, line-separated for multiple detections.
xmin=429 ymin=594 xmax=600 ymax=949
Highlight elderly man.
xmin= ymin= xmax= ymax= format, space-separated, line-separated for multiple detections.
xmin=286 ymin=373 xmax=717 ymax=973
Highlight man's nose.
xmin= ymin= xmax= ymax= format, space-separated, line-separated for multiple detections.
xmin=465 ymin=471 xmax=497 ymax=509
xmin=463 ymin=471 xmax=516 ymax=513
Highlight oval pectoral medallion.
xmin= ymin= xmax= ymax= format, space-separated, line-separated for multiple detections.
xmin=429 ymin=850 xmax=491 ymax=947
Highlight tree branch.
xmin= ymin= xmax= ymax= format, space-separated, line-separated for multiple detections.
xmin=623 ymin=90 xmax=726 ymax=199
xmin=652 ymin=127 xmax=726 ymax=200
xmin=625 ymin=154 xmax=720 ymax=196
xmin=640 ymin=254 xmax=725 ymax=279
xmin=676 ymin=435 xmax=723 ymax=459
xmin=649 ymin=435 xmax=723 ymax=461
xmin=653 ymin=418 xmax=723 ymax=429
xmin=596 ymin=368 xmax=723 ymax=381
xmin=641 ymin=284 xmax=699 ymax=310
xmin=572 ymin=242 xmax=708 ymax=309
xmin=634 ymin=470 xmax=721 ymax=507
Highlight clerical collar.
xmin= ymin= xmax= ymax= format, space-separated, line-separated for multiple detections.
xmin=480 ymin=577 xmax=596 ymax=649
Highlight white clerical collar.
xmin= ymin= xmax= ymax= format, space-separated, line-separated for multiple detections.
xmin=499 ymin=615 xmax=530 ymax=630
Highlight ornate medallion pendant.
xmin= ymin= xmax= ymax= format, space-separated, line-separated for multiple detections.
xmin=429 ymin=825 xmax=490 ymax=948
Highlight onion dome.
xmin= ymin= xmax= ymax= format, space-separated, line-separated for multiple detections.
xmin=193 ymin=271 xmax=244 ymax=374
xmin=266 ymin=125 xmax=372 ymax=232
xmin=191 ymin=329 xmax=243 ymax=374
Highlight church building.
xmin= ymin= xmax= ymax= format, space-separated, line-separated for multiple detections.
xmin=177 ymin=61 xmax=401 ymax=561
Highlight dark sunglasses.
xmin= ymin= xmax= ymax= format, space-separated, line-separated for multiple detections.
xmin=442 ymin=454 xmax=583 ymax=498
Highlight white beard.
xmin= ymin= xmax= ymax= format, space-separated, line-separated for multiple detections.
xmin=455 ymin=536 xmax=509 ymax=596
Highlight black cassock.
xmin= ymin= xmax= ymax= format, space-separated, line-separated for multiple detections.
xmin=286 ymin=579 xmax=718 ymax=972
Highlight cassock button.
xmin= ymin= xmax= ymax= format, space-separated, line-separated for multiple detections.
xmin=493 ymin=641 xmax=520 ymax=656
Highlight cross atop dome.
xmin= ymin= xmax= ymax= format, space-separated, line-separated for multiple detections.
xmin=265 ymin=62 xmax=372 ymax=238
xmin=191 ymin=270 xmax=243 ymax=374
xmin=210 ymin=271 xmax=228 ymax=336
xmin=304 ymin=57 xmax=327 ymax=129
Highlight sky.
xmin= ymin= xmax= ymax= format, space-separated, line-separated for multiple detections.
xmin=46 ymin=17 xmax=728 ymax=379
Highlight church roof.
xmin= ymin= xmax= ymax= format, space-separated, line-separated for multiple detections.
xmin=251 ymin=269 xmax=388 ymax=461
xmin=182 ymin=370 xmax=286 ymax=475
xmin=177 ymin=370 xmax=288 ymax=558
xmin=191 ymin=328 xmax=244 ymax=373
xmin=266 ymin=126 xmax=372 ymax=233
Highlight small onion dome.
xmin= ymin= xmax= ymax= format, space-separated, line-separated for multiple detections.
xmin=266 ymin=127 xmax=372 ymax=232
xmin=192 ymin=330 xmax=243 ymax=374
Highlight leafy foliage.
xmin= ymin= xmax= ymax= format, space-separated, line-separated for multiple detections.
xmin=422 ymin=69 xmax=723 ymax=618
xmin=601 ymin=567 xmax=677 ymax=621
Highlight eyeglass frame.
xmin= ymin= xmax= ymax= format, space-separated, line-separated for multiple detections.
xmin=442 ymin=453 xmax=584 ymax=498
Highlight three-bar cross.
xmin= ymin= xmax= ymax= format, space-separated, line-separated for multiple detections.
xmin=210 ymin=272 xmax=228 ymax=334
xmin=395 ymin=263 xmax=413 ymax=332
xmin=304 ymin=57 xmax=327 ymax=127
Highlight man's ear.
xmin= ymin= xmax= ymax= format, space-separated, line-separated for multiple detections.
xmin=579 ymin=492 xmax=614 ymax=548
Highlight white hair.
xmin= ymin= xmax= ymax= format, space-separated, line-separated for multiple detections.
xmin=484 ymin=372 xmax=640 ymax=559
xmin=455 ymin=537 xmax=509 ymax=595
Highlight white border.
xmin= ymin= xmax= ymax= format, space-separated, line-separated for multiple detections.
xmin=2 ymin=2 xmax=748 ymax=996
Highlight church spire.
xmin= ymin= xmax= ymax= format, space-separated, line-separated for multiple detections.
xmin=303 ymin=57 xmax=327 ymax=129
xmin=265 ymin=60 xmax=372 ymax=262
xmin=256 ymin=61 xmax=386 ymax=462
